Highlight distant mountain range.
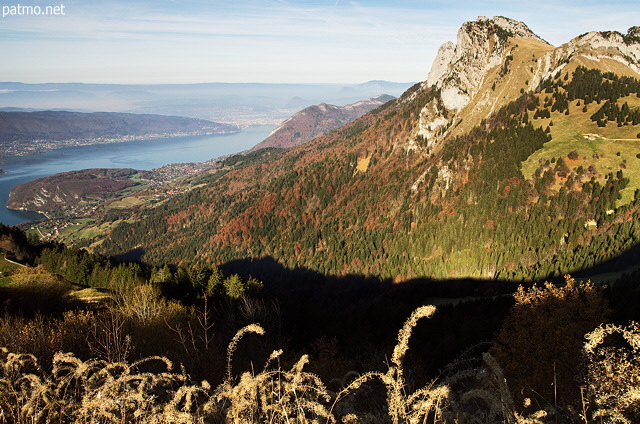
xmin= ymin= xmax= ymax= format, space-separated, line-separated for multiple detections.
xmin=0 ymin=81 xmax=414 ymax=127
xmin=3 ymin=93 xmax=402 ymax=221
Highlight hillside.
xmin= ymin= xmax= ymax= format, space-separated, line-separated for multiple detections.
xmin=7 ymin=168 xmax=142 ymax=216
xmin=73 ymin=17 xmax=640 ymax=283
xmin=4 ymin=16 xmax=640 ymax=424
xmin=250 ymin=94 xmax=395 ymax=150
xmin=0 ymin=110 xmax=238 ymax=160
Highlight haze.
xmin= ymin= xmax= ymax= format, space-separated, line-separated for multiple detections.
xmin=3 ymin=0 xmax=640 ymax=85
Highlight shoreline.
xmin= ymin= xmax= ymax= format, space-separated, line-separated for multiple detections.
xmin=0 ymin=128 xmax=241 ymax=166
xmin=0 ymin=125 xmax=275 ymax=227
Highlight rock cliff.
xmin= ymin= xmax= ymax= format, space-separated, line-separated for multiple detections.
xmin=413 ymin=16 xmax=640 ymax=154
xmin=427 ymin=16 xmax=547 ymax=111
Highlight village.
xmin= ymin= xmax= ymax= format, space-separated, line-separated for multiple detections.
xmin=0 ymin=128 xmax=231 ymax=163
xmin=14 ymin=157 xmax=227 ymax=244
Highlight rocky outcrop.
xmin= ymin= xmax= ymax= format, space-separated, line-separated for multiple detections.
xmin=427 ymin=16 xmax=548 ymax=111
xmin=543 ymin=29 xmax=640 ymax=80
xmin=250 ymin=95 xmax=395 ymax=151
xmin=412 ymin=17 xmax=640 ymax=155
xmin=427 ymin=17 xmax=640 ymax=114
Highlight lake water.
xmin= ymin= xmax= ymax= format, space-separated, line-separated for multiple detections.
xmin=0 ymin=125 xmax=274 ymax=226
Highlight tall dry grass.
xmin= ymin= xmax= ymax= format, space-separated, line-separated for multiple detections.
xmin=583 ymin=322 xmax=640 ymax=423
xmin=332 ymin=305 xmax=450 ymax=424
xmin=0 ymin=303 xmax=636 ymax=423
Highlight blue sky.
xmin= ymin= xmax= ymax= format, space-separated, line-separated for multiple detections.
xmin=2 ymin=0 xmax=639 ymax=84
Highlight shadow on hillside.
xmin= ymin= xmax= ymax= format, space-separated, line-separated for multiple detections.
xmin=216 ymin=253 xmax=640 ymax=377
xmin=112 ymin=247 xmax=146 ymax=263
xmin=218 ymin=256 xmax=521 ymax=372
xmin=0 ymin=281 xmax=84 ymax=317
xmin=107 ymin=243 xmax=640 ymax=378
xmin=218 ymin=256 xmax=545 ymax=312
xmin=570 ymin=241 xmax=640 ymax=282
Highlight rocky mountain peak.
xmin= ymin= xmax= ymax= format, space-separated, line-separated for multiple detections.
xmin=559 ymin=28 xmax=640 ymax=75
xmin=427 ymin=16 xmax=548 ymax=111
xmin=412 ymin=17 xmax=640 ymax=157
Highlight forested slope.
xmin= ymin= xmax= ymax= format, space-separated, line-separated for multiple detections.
xmin=99 ymin=66 xmax=640 ymax=282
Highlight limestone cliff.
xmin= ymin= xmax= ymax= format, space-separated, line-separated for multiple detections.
xmin=411 ymin=16 xmax=640 ymax=155
xmin=427 ymin=16 xmax=547 ymax=111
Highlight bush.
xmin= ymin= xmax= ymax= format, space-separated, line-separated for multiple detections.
xmin=491 ymin=276 xmax=610 ymax=411
xmin=0 ymin=290 xmax=631 ymax=423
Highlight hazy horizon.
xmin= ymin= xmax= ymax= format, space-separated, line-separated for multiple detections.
xmin=3 ymin=1 xmax=640 ymax=86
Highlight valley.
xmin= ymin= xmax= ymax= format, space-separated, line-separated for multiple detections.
xmin=9 ymin=19 xmax=640 ymax=285
xmin=1 ymin=14 xmax=640 ymax=424
xmin=0 ymin=126 xmax=275 ymax=226
xmin=5 ymin=94 xmax=401 ymax=244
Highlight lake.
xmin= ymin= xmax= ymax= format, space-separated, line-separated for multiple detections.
xmin=0 ymin=125 xmax=274 ymax=226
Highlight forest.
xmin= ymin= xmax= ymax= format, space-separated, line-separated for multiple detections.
xmin=0 ymin=222 xmax=639 ymax=423
xmin=1 ymin=66 xmax=640 ymax=422
xmin=95 ymin=67 xmax=640 ymax=284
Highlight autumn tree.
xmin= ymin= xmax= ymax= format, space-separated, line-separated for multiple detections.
xmin=491 ymin=276 xmax=610 ymax=413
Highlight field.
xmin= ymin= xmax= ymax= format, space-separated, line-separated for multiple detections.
xmin=521 ymin=95 xmax=640 ymax=205
xmin=27 ymin=218 xmax=128 ymax=245
xmin=0 ymin=262 xmax=110 ymax=304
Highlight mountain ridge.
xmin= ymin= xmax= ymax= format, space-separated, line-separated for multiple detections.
xmin=413 ymin=16 xmax=640 ymax=150
xmin=250 ymin=94 xmax=395 ymax=151
xmin=22 ymin=16 xmax=640 ymax=283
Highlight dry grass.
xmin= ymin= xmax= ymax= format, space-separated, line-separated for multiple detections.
xmin=583 ymin=322 xmax=640 ymax=423
xmin=333 ymin=305 xmax=449 ymax=424
xmin=0 ymin=301 xmax=635 ymax=423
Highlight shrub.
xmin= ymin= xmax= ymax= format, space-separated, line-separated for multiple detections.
xmin=0 ymin=299 xmax=629 ymax=423
xmin=492 ymin=276 xmax=610 ymax=411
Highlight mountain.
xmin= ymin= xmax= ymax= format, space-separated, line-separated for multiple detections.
xmin=250 ymin=95 xmax=395 ymax=151
xmin=78 ymin=16 xmax=640 ymax=282
xmin=0 ymin=110 xmax=237 ymax=159
xmin=6 ymin=17 xmax=640 ymax=424
xmin=0 ymin=82 xmax=413 ymax=126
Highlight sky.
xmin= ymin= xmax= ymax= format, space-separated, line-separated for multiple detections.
xmin=2 ymin=0 xmax=640 ymax=85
